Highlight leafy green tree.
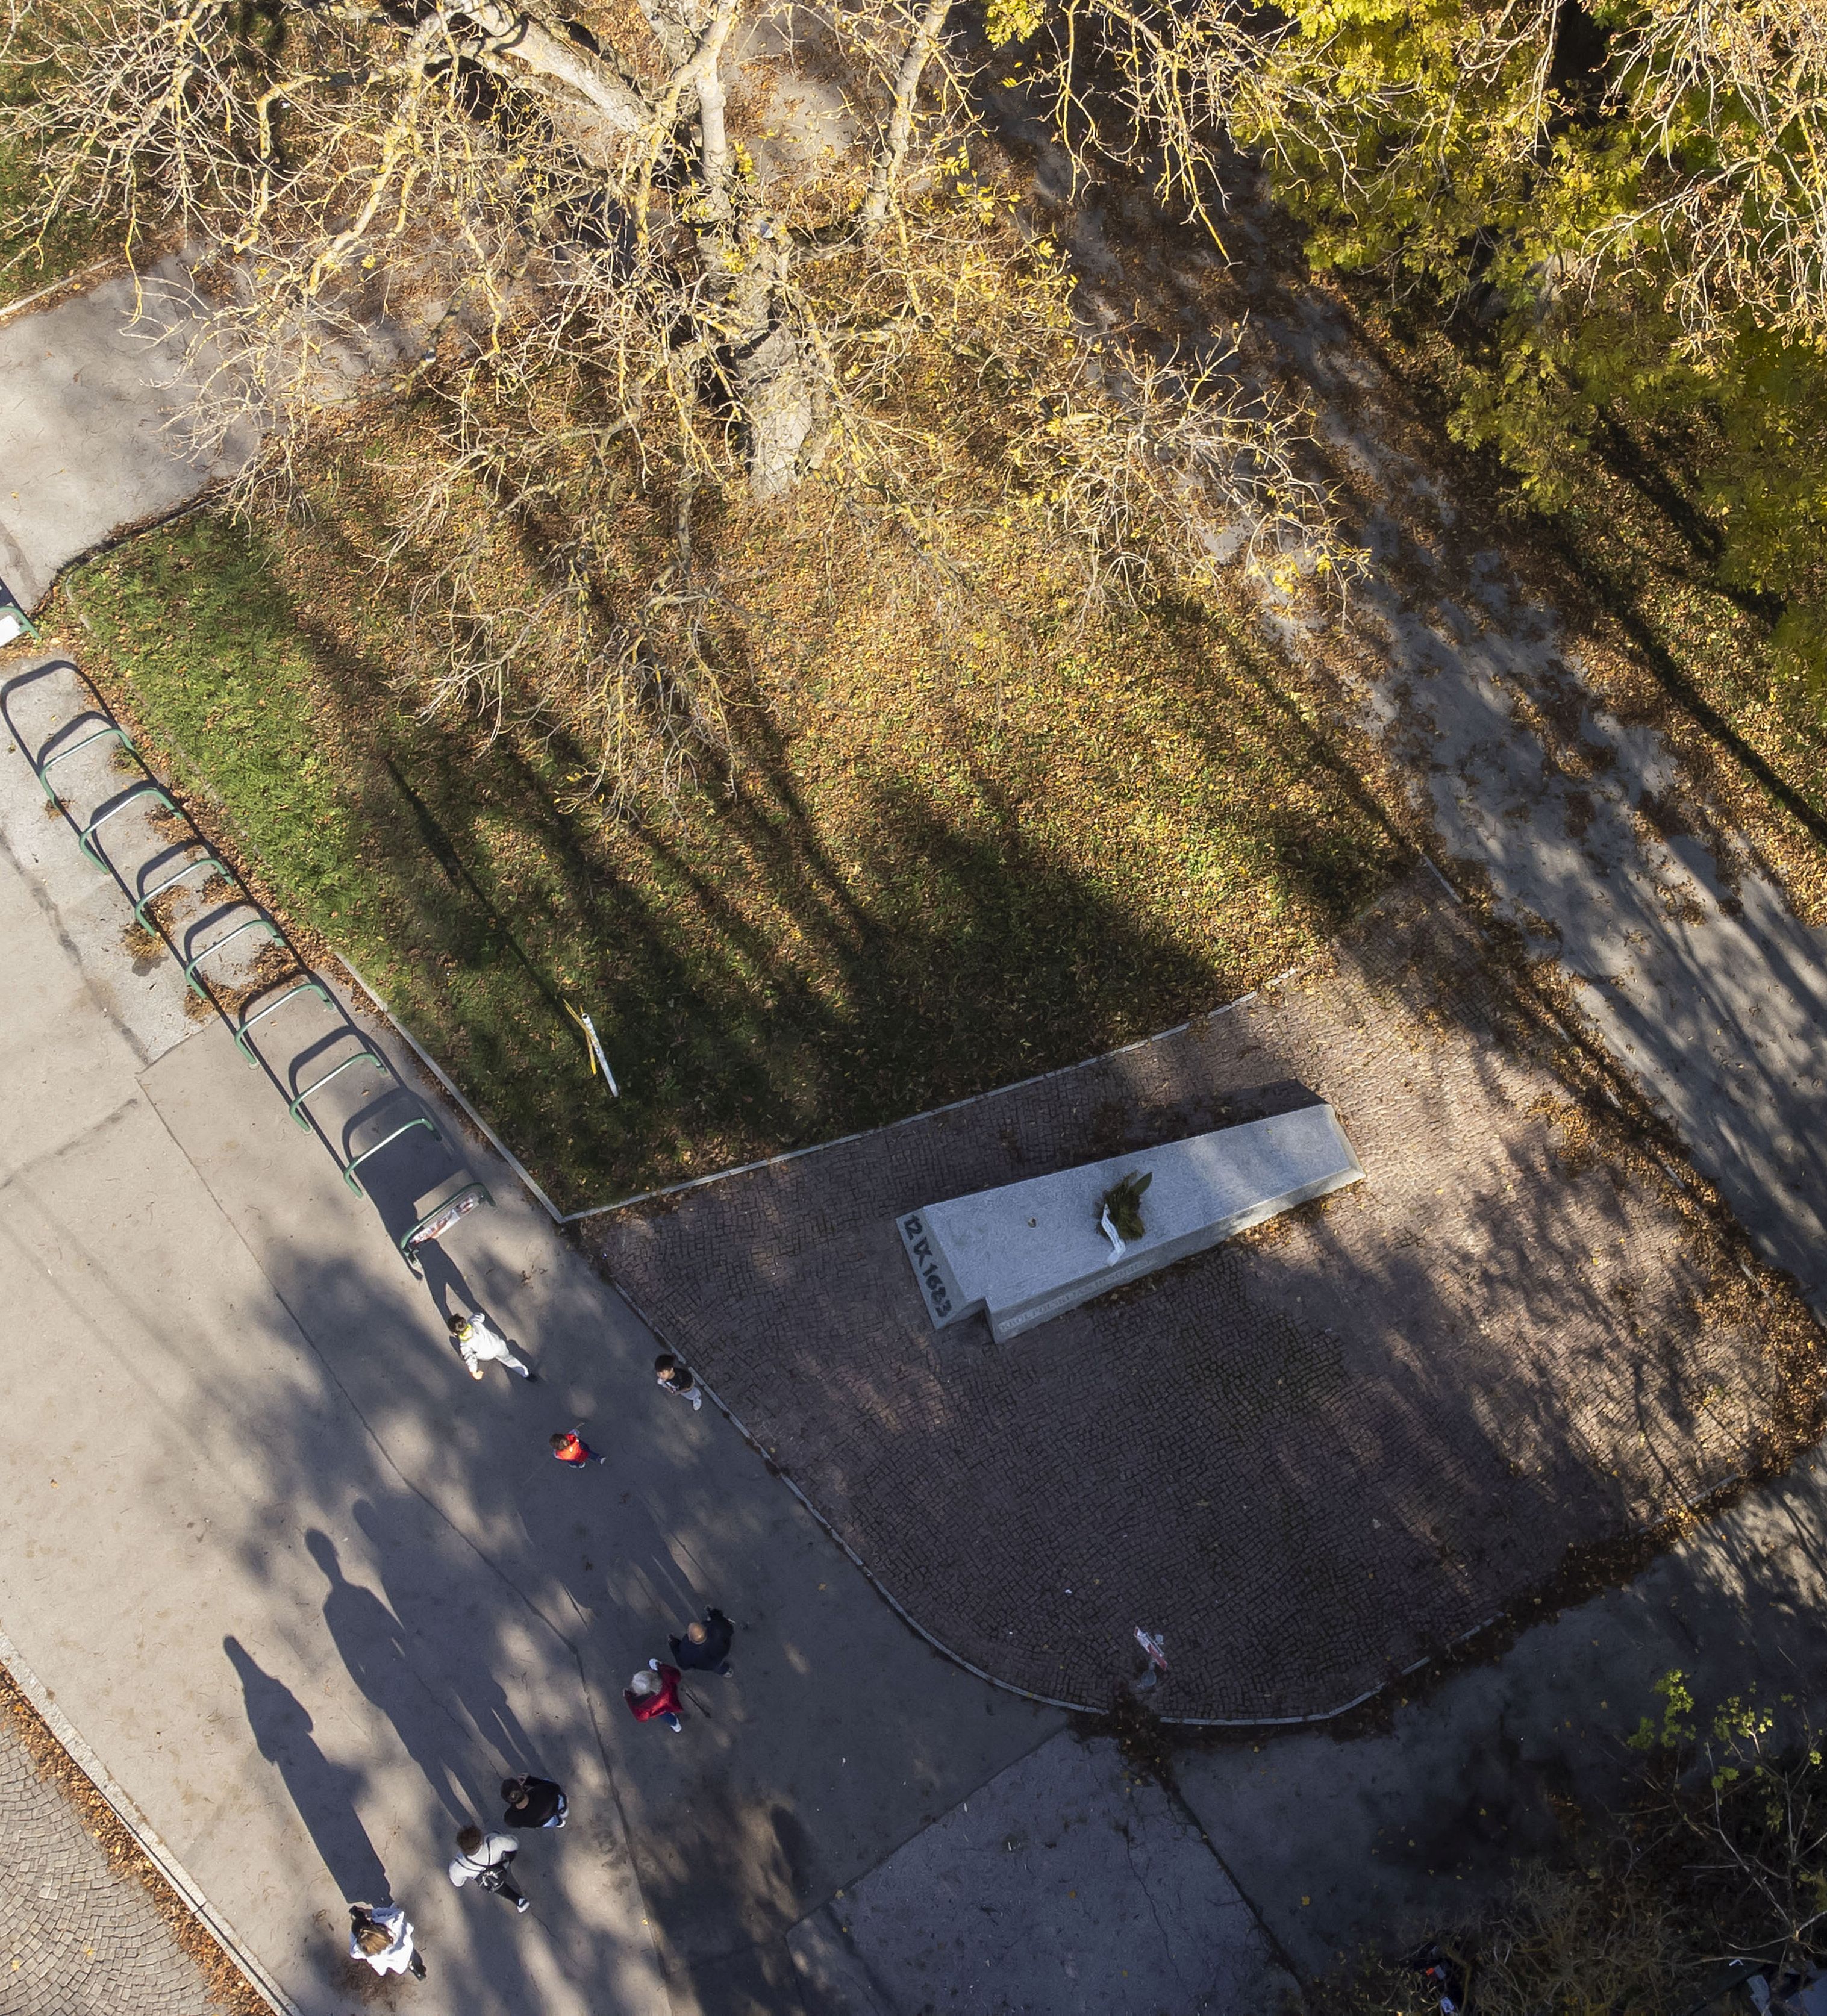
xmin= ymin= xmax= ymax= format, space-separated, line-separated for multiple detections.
xmin=1214 ymin=0 xmax=1827 ymax=681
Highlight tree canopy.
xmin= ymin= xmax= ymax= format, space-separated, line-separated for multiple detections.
xmin=5 ymin=0 xmax=1334 ymax=799
xmin=11 ymin=0 xmax=1827 ymax=784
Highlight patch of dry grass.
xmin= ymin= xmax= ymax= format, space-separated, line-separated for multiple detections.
xmin=64 ymin=396 xmax=1408 ymax=1206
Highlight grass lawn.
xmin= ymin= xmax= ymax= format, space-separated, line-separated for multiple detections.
xmin=63 ymin=428 xmax=1409 ymax=1209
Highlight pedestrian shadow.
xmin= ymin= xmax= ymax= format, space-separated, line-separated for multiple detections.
xmin=304 ymin=1530 xmax=481 ymax=1826
xmin=416 ymin=1238 xmax=478 ymax=1325
xmin=222 ymin=1636 xmax=392 ymax=1906
xmin=346 ymin=1501 xmax=546 ymax=1776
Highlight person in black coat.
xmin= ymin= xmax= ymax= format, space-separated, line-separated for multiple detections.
xmin=501 ymin=1774 xmax=568 ymax=1830
xmin=669 ymin=1608 xmax=735 ymax=1677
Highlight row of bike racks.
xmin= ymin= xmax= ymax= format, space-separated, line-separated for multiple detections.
xmin=0 ymin=611 xmax=494 ymax=1272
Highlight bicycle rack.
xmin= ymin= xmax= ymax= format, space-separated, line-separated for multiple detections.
xmin=4 ymin=657 xmax=499 ymax=1269
xmin=234 ymin=979 xmax=333 ymax=1064
xmin=133 ymin=849 xmax=228 ymax=930
xmin=0 ymin=596 xmax=39 ymax=650
xmin=401 ymin=1179 xmax=493 ymax=1275
xmin=342 ymin=1114 xmax=440 ymax=1196
xmin=289 ymin=1049 xmax=389 ymax=1130
xmin=182 ymin=916 xmax=283 ymax=999
xmin=78 ymin=782 xmax=177 ymax=868
xmin=36 ymin=722 xmax=135 ymax=805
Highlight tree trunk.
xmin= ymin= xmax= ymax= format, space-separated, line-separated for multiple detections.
xmin=723 ymin=316 xmax=814 ymax=499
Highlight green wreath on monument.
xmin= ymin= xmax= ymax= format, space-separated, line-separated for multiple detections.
xmin=1099 ymin=1170 xmax=1152 ymax=1240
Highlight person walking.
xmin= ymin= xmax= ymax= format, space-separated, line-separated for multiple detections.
xmin=625 ymin=1661 xmax=684 ymax=1734
xmin=348 ymin=1902 xmax=426 ymax=1980
xmin=448 ymin=1826 xmax=530 ymax=1912
xmin=669 ymin=1607 xmax=735 ymax=1677
xmin=501 ymin=1774 xmax=568 ymax=1830
xmin=549 ymin=1427 xmax=606 ymax=1468
xmin=447 ymin=1309 xmax=534 ymax=1382
xmin=654 ymin=1352 xmax=702 ymax=1411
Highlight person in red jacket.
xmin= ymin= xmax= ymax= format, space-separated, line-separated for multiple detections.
xmin=549 ymin=1428 xmax=605 ymax=1468
xmin=624 ymin=1662 xmax=684 ymax=1734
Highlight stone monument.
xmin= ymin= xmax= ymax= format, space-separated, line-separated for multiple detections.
xmin=897 ymin=1103 xmax=1363 ymax=1342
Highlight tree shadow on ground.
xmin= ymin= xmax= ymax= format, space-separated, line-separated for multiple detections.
xmin=77 ymin=505 xmax=1407 ymax=1209
xmin=588 ymin=872 xmax=1823 ymax=1723
xmin=170 ymin=1176 xmax=1052 ymax=2016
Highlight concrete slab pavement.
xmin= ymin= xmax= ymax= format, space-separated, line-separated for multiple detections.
xmin=134 ymin=1005 xmax=1061 ymax=2008
xmin=0 ymin=830 xmax=659 ymax=2015
xmin=0 ymin=267 xmax=260 ymax=612
xmin=0 ymin=644 xmax=1069 ymax=2014
xmin=788 ymin=1730 xmax=1295 ymax=2015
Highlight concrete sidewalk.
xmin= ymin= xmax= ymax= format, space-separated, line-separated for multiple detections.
xmin=0 ymin=264 xmax=258 ymax=610
xmin=1177 ymin=1425 xmax=1827 ymax=1976
xmin=0 ymin=644 xmax=1066 ymax=2014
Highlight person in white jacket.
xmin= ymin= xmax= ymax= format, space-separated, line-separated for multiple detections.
xmin=348 ymin=1902 xmax=426 ymax=1979
xmin=448 ymin=1826 xmax=531 ymax=1912
xmin=446 ymin=1310 xmax=534 ymax=1382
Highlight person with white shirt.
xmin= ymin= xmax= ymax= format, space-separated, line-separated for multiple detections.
xmin=448 ymin=1825 xmax=531 ymax=1912
xmin=446 ymin=1309 xmax=534 ymax=1382
xmin=348 ymin=1902 xmax=426 ymax=1979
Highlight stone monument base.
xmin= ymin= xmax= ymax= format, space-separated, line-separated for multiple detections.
xmin=897 ymin=1104 xmax=1363 ymax=1342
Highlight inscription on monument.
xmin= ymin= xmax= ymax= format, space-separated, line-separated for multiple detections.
xmin=896 ymin=1210 xmax=961 ymax=1326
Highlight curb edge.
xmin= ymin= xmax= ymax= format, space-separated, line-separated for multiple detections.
xmin=0 ymin=1621 xmax=301 ymax=2016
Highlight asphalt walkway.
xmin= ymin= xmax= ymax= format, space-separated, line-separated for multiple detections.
xmin=1252 ymin=252 xmax=1827 ymax=1315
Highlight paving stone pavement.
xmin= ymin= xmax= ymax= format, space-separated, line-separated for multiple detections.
xmin=0 ymin=1691 xmax=229 ymax=2016
xmin=590 ymin=870 xmax=1821 ymax=1723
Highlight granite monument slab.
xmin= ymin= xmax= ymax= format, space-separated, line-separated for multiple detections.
xmin=897 ymin=1103 xmax=1363 ymax=1341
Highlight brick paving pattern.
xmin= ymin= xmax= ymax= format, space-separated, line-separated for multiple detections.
xmin=0 ymin=1696 xmax=227 ymax=2016
xmin=590 ymin=873 xmax=1807 ymax=1720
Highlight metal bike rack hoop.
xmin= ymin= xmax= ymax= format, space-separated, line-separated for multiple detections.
xmin=234 ymin=979 xmax=333 ymax=1065
xmin=288 ymin=1050 xmax=388 ymax=1131
xmin=78 ymin=784 xmax=176 ymax=868
xmin=400 ymin=1180 xmax=494 ymax=1273
xmin=341 ymin=1114 xmax=440 ymax=1196
xmin=182 ymin=917 xmax=283 ymax=999
xmin=133 ymin=852 xmax=227 ymax=930
xmin=36 ymin=723 xmax=135 ymax=805
xmin=0 ymin=602 xmax=41 ymax=650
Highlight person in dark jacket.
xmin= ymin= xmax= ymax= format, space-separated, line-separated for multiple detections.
xmin=625 ymin=1662 xmax=684 ymax=1733
xmin=501 ymin=1774 xmax=568 ymax=1830
xmin=669 ymin=1608 xmax=735 ymax=1677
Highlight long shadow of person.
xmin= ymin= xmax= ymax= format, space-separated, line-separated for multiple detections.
xmin=305 ymin=1529 xmax=474 ymax=1824
xmin=416 ymin=1240 xmax=477 ymax=1328
xmin=222 ymin=1636 xmax=391 ymax=1906
xmin=348 ymin=1499 xmax=542 ymax=1776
